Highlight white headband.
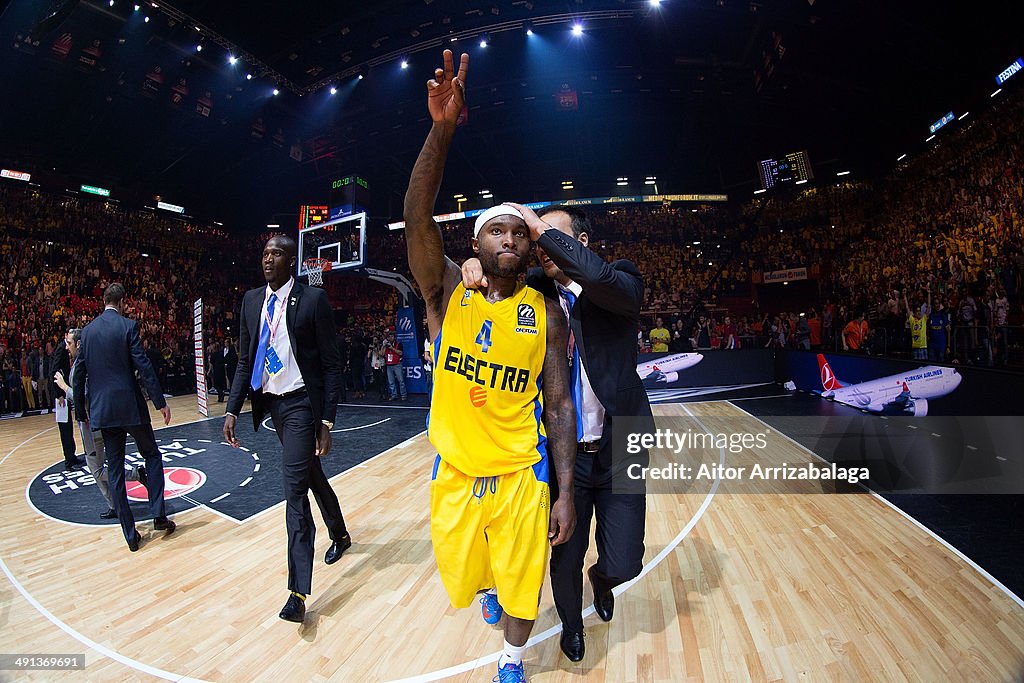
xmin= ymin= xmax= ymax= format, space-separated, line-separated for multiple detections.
xmin=473 ymin=205 xmax=525 ymax=238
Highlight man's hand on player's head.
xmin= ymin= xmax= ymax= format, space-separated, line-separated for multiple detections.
xmin=503 ymin=202 xmax=550 ymax=242
xmin=427 ymin=49 xmax=469 ymax=125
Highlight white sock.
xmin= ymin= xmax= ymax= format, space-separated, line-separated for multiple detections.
xmin=498 ymin=639 xmax=525 ymax=667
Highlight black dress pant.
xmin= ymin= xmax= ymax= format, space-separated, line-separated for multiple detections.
xmin=268 ymin=391 xmax=347 ymax=595
xmin=57 ymin=415 xmax=77 ymax=467
xmin=550 ymin=442 xmax=647 ymax=633
xmin=102 ymin=422 xmax=167 ymax=544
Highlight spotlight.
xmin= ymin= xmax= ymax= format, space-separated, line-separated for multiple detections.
xmin=401 ymin=58 xmax=409 ymax=69
xmin=273 ymin=88 xmax=279 ymax=96
xmin=109 ymin=0 xmax=114 ymax=6
xmin=524 ymin=21 xmax=534 ymax=36
xmin=143 ymin=15 xmax=150 ymax=22
xmin=572 ymin=24 xmax=583 ymax=36
xmin=196 ymin=44 xmax=202 ymax=52
xmin=357 ymin=74 xmax=364 ymax=80
xmin=228 ymin=55 xmax=237 ymax=65
xmin=479 ymin=34 xmax=489 ymax=48
xmin=650 ymin=0 xmax=662 ymax=5
xmin=330 ymin=86 xmax=337 ymax=95
xmin=134 ymin=3 xmax=139 ymax=9
xmin=246 ymin=73 xmax=253 ymax=80
xmin=526 ymin=28 xmax=533 ymax=36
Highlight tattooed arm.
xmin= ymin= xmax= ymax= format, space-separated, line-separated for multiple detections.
xmin=542 ymin=295 xmax=577 ymax=545
xmin=403 ymin=49 xmax=469 ymax=341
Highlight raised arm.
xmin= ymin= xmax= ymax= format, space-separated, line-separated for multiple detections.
xmin=541 ymin=295 xmax=577 ymax=546
xmin=403 ymin=49 xmax=469 ymax=340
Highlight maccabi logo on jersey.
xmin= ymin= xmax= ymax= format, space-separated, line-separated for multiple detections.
xmin=460 ymin=290 xmax=473 ymax=307
xmin=515 ymin=303 xmax=538 ymax=335
xmin=28 ymin=437 xmax=258 ymax=526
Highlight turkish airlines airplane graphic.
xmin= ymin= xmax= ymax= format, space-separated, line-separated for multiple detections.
xmin=816 ymin=354 xmax=961 ymax=416
xmin=637 ymin=353 xmax=704 ymax=384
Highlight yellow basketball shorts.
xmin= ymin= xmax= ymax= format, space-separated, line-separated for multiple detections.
xmin=429 ymin=456 xmax=550 ymax=621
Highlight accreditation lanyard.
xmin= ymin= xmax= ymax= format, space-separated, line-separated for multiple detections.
xmin=265 ymin=291 xmax=286 ymax=344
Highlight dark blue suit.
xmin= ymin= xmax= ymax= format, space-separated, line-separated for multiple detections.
xmin=73 ymin=307 xmax=168 ymax=544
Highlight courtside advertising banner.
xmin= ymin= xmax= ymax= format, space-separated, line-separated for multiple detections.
xmin=194 ymin=298 xmax=208 ymax=416
xmin=396 ymin=306 xmax=427 ymax=394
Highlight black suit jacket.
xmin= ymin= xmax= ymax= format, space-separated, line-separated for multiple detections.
xmin=72 ymin=308 xmax=166 ymax=428
xmin=52 ymin=342 xmax=72 ymax=400
xmin=529 ymin=230 xmax=655 ymax=459
xmin=226 ymin=280 xmax=342 ymax=431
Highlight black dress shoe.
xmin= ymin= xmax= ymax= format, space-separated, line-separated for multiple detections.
xmin=560 ymin=629 xmax=585 ymax=662
xmin=324 ymin=533 xmax=352 ymax=565
xmin=127 ymin=529 xmax=141 ymax=552
xmin=588 ymin=565 xmax=614 ymax=622
xmin=279 ymin=594 xmax=306 ymax=622
xmin=100 ymin=508 xmax=117 ymax=519
xmin=153 ymin=517 xmax=176 ymax=534
xmin=135 ymin=465 xmax=148 ymax=488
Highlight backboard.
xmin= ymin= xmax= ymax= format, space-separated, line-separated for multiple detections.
xmin=297 ymin=211 xmax=367 ymax=278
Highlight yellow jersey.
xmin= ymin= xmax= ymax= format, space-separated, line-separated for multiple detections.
xmin=649 ymin=326 xmax=670 ymax=352
xmin=428 ymin=283 xmax=549 ymax=477
xmin=909 ymin=315 xmax=927 ymax=349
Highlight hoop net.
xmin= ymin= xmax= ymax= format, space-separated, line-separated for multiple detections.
xmin=303 ymin=257 xmax=332 ymax=287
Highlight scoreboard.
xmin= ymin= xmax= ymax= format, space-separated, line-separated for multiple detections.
xmin=758 ymin=150 xmax=814 ymax=191
xmin=298 ymin=205 xmax=329 ymax=231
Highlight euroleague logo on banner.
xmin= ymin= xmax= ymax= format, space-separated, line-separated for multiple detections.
xmin=28 ymin=437 xmax=257 ymax=526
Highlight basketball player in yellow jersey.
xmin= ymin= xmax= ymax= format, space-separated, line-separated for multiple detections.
xmin=404 ymin=49 xmax=577 ymax=683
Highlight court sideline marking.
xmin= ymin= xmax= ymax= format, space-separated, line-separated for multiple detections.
xmin=726 ymin=400 xmax=1024 ymax=611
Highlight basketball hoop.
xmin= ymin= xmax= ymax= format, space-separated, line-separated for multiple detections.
xmin=303 ymin=257 xmax=332 ymax=287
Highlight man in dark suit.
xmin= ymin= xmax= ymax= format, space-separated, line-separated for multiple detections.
xmin=463 ymin=203 xmax=654 ymax=661
xmin=73 ymin=283 xmax=175 ymax=552
xmin=208 ymin=340 xmax=227 ymax=402
xmin=224 ymin=235 xmax=351 ymax=623
xmin=224 ymin=338 xmax=238 ymax=391
xmin=523 ymin=203 xmax=653 ymax=662
xmin=51 ymin=338 xmax=82 ymax=471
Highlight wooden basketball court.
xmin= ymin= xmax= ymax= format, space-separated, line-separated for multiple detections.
xmin=2 ymin=396 xmax=1022 ymax=681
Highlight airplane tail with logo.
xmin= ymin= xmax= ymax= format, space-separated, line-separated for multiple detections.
xmin=817 ymin=354 xmax=844 ymax=391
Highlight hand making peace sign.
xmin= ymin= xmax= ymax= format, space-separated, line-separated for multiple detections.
xmin=426 ymin=49 xmax=469 ymax=125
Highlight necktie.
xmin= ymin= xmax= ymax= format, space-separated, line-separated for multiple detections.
xmin=250 ymin=293 xmax=277 ymax=390
xmin=558 ymin=288 xmax=577 ymax=362
xmin=559 ymin=288 xmax=585 ymax=441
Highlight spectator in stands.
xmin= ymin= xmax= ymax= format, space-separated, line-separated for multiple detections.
xmin=796 ymin=313 xmax=811 ymax=351
xmin=649 ymin=317 xmax=670 ymax=353
xmin=928 ymin=298 xmax=951 ymax=362
xmin=904 ymin=291 xmax=929 ymax=361
xmin=842 ymin=313 xmax=869 ymax=354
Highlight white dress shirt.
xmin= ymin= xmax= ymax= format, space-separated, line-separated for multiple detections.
xmin=261 ymin=277 xmax=305 ymax=396
xmin=558 ymin=280 xmax=606 ymax=441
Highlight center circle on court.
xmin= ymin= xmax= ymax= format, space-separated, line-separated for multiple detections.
xmin=126 ymin=466 xmax=207 ymax=501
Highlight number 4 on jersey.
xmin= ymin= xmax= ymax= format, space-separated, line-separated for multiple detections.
xmin=475 ymin=320 xmax=494 ymax=353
